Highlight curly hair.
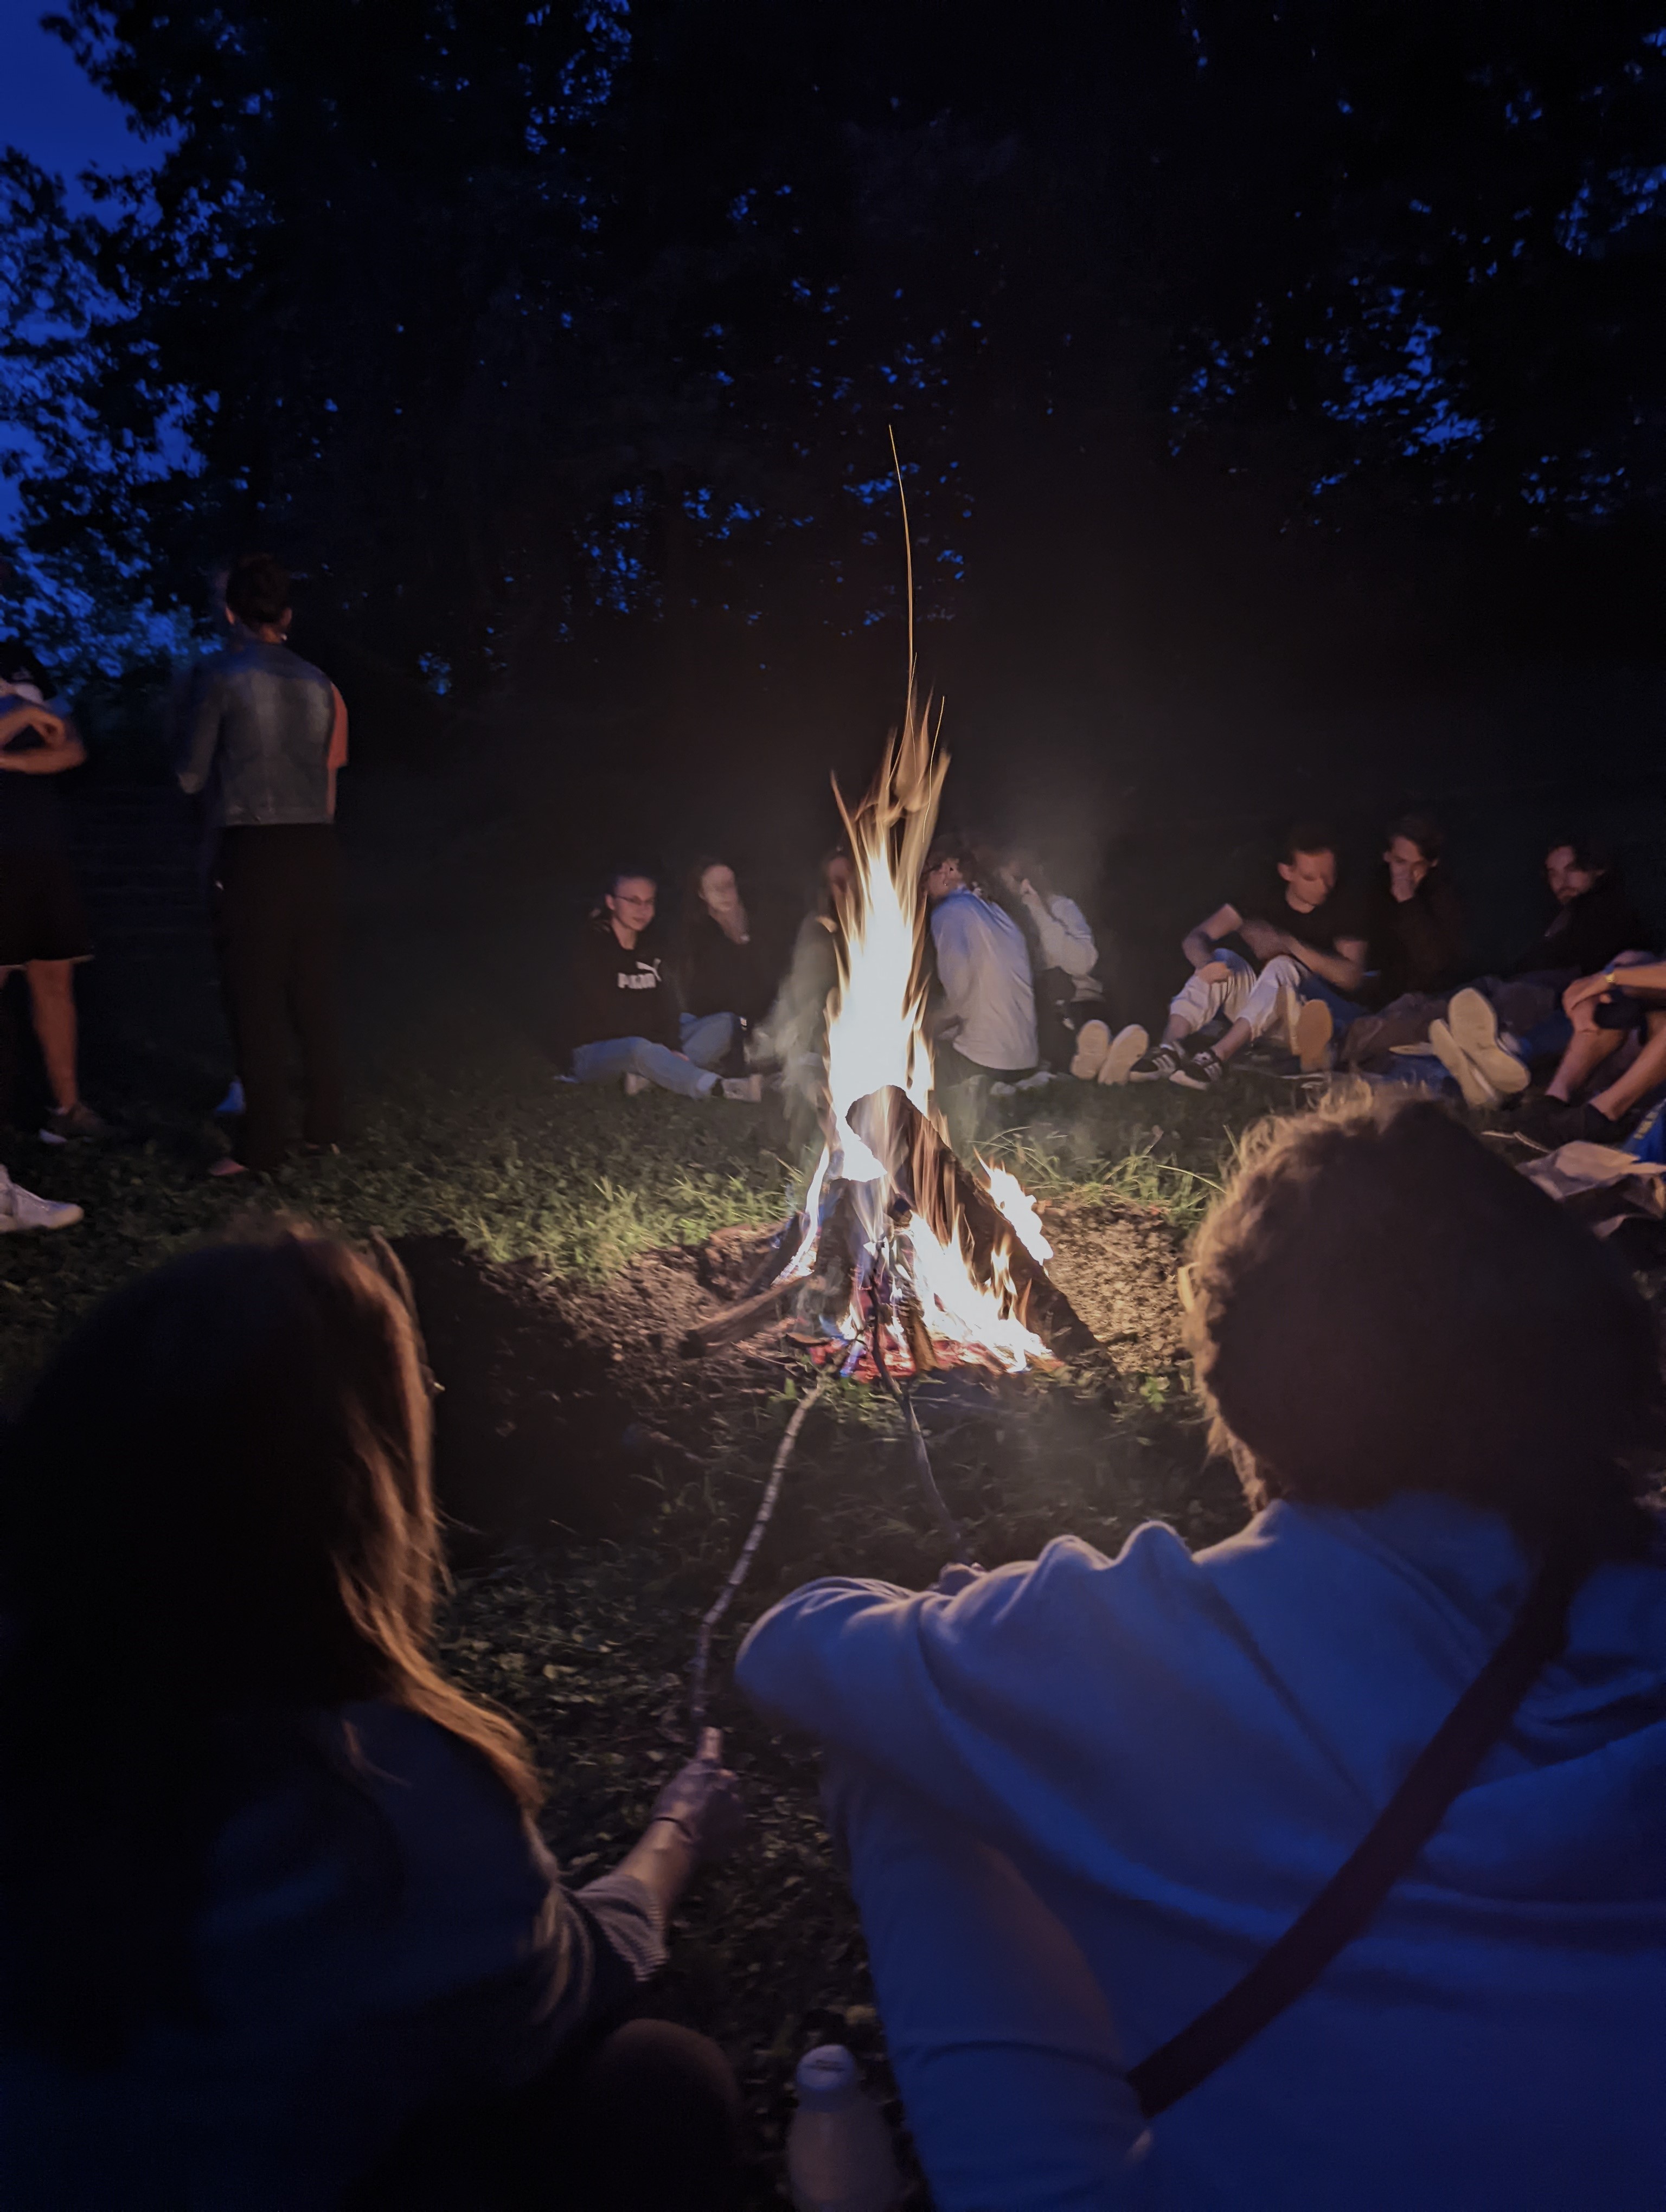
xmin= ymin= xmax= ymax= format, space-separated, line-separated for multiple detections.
xmin=1186 ymin=1090 xmax=1662 ymax=1559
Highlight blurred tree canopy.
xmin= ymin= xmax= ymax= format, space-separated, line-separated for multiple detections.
xmin=2 ymin=1 xmax=1664 ymax=692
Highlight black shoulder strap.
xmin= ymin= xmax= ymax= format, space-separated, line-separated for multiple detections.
xmin=1126 ymin=1551 xmax=1579 ymax=2121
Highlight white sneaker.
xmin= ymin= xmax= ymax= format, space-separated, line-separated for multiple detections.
xmin=1069 ymin=1020 xmax=1112 ymax=1080
xmin=623 ymin=1072 xmax=651 ymax=1097
xmin=1428 ymin=1019 xmax=1501 ymax=1110
xmin=1098 ymin=1024 xmax=1149 ymax=1085
xmin=1015 ymin=1069 xmax=1056 ymax=1091
xmin=1446 ymin=988 xmax=1529 ymax=1097
xmin=0 ymin=1172 xmax=83 ymax=1232
xmin=1276 ymin=983 xmax=1303 ymax=1056
xmin=720 ymin=1074 xmax=764 ymax=1102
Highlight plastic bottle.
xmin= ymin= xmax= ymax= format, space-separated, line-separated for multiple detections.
xmin=786 ymin=2043 xmax=903 ymax=2212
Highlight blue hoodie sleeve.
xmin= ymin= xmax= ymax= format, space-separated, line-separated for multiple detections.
xmin=735 ymin=1527 xmax=1208 ymax=1850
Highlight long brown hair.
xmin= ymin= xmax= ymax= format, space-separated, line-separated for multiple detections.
xmin=0 ymin=1230 xmax=539 ymax=2061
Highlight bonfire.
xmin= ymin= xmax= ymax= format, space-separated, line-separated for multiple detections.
xmin=764 ymin=685 xmax=1090 ymax=1379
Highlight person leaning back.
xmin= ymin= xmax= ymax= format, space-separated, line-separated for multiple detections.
xmin=178 ymin=555 xmax=348 ymax=1176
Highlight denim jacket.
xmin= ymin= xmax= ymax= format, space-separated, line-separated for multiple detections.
xmin=178 ymin=634 xmax=337 ymax=826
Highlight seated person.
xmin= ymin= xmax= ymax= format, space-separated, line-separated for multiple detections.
xmin=995 ymin=849 xmax=1145 ymax=1085
xmin=675 ymin=858 xmax=781 ymax=1072
xmin=1131 ymin=822 xmax=1368 ymax=1086
xmin=0 ymin=1232 xmax=745 ymax=2210
xmin=1341 ymin=815 xmax=1467 ymax=1064
xmin=568 ymin=867 xmax=759 ymax=1101
xmin=1515 ymin=957 xmax=1666 ymax=1144
xmin=738 ymin=1094 xmax=1666 ymax=2212
xmin=763 ymin=849 xmax=852 ymax=1152
xmin=1348 ymin=835 xmax=1650 ymax=1067
xmin=923 ymin=839 xmax=1038 ymax=1089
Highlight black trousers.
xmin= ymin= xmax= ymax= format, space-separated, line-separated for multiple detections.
xmin=215 ymin=824 xmax=343 ymax=1171
xmin=349 ymin=2018 xmax=743 ymax=2211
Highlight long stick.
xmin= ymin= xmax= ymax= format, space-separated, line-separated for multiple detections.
xmin=689 ymin=1375 xmax=826 ymax=1740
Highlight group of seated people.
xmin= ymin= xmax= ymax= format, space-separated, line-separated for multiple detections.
xmin=563 ymin=838 xmax=1127 ymax=1114
xmin=1126 ymin=815 xmax=1664 ymax=1146
xmin=566 ymin=820 xmax=1665 ymax=1150
xmin=4 ymin=1095 xmax=1660 ymax=2205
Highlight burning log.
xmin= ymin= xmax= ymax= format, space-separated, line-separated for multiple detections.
xmin=848 ymin=1084 xmax=1098 ymax=1358
xmin=678 ymin=1280 xmax=797 ymax=1357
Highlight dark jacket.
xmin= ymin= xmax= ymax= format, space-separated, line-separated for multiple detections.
xmin=1506 ymin=875 xmax=1651 ymax=981
xmin=569 ymin=915 xmax=681 ymax=1050
xmin=179 ymin=635 xmax=337 ymax=827
xmin=678 ymin=908 xmax=781 ymax=1024
xmin=1364 ymin=869 xmax=1469 ymax=1005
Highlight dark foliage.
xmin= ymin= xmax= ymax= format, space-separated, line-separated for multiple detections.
xmin=2 ymin=3 xmax=1665 ymax=690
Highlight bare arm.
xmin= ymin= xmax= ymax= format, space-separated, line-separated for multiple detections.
xmin=605 ymin=1729 xmax=743 ymax=1931
xmin=326 ymin=684 xmax=348 ymax=813
xmin=0 ymin=706 xmax=85 ymax=774
xmin=1566 ymin=959 xmax=1666 ymax=1014
xmin=1280 ymin=931 xmax=1367 ymax=994
xmin=1182 ymin=902 xmax=1241 ymax=973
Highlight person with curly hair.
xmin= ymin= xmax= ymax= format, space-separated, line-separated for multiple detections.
xmin=739 ymin=1092 xmax=1666 ymax=2211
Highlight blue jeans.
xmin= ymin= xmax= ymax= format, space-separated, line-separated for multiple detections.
xmin=571 ymin=1012 xmax=734 ymax=1098
xmin=1293 ymin=968 xmax=1369 ymax=1032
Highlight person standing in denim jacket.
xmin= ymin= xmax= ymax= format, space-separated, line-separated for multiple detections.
xmin=179 ymin=554 xmax=349 ymax=1175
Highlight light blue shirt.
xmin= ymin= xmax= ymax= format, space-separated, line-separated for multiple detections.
xmin=739 ymin=1495 xmax=1666 ymax=2210
xmin=931 ymin=888 xmax=1038 ymax=1072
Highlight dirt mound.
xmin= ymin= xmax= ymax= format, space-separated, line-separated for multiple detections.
xmin=1043 ymin=1198 xmax=1188 ymax=1372
xmin=398 ymin=1205 xmax=1182 ymax=1562
xmin=394 ymin=1227 xmax=794 ymax=1561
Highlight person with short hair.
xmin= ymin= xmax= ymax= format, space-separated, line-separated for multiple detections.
xmin=178 ymin=554 xmax=349 ymax=1175
xmin=1348 ymin=834 xmax=1650 ymax=1081
xmin=0 ymin=1230 xmax=745 ymax=2209
xmin=922 ymin=839 xmax=1039 ymax=1090
xmin=568 ymin=869 xmax=760 ymax=1101
xmin=1131 ymin=822 xmax=1368 ymax=1086
xmin=0 ymin=641 xmax=107 ymax=1142
xmin=738 ymin=1092 xmax=1666 ymax=2211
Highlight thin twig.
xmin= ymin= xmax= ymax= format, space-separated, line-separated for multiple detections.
xmin=869 ymin=1276 xmax=970 ymax=1564
xmin=689 ymin=1374 xmax=826 ymax=1741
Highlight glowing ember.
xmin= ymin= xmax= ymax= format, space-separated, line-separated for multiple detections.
xmin=779 ymin=685 xmax=1060 ymax=1375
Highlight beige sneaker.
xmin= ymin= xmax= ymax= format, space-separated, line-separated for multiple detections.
xmin=1428 ymin=1018 xmax=1501 ymax=1110
xmin=720 ymin=1073 xmax=764 ymax=1103
xmin=1097 ymin=1024 xmax=1149 ymax=1085
xmin=623 ymin=1072 xmax=651 ymax=1097
xmin=1276 ymin=983 xmax=1303 ymax=1056
xmin=1446 ymin=988 xmax=1529 ymax=1097
xmin=1069 ymin=1019 xmax=1112 ymax=1080
xmin=1295 ymin=999 xmax=1334 ymax=1073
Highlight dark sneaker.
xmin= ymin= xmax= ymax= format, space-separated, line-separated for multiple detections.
xmin=39 ymin=1101 xmax=110 ymax=1144
xmin=1171 ymin=1046 xmax=1226 ymax=1089
xmin=1130 ymin=1040 xmax=1185 ymax=1083
xmin=1547 ymin=1100 xmax=1627 ymax=1147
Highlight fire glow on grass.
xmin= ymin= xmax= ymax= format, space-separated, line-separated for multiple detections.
xmin=778 ymin=686 xmax=1056 ymax=1376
